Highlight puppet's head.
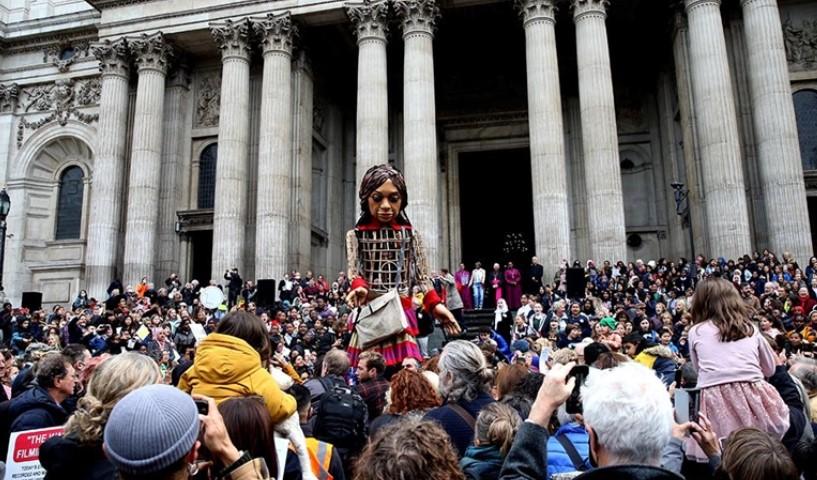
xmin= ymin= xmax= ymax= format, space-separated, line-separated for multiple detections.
xmin=358 ymin=164 xmax=411 ymax=226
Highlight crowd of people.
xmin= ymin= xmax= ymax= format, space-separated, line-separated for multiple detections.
xmin=0 ymin=249 xmax=816 ymax=479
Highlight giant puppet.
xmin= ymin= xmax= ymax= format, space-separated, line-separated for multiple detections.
xmin=345 ymin=164 xmax=461 ymax=367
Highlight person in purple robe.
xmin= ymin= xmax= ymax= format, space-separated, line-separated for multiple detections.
xmin=455 ymin=263 xmax=473 ymax=310
xmin=503 ymin=262 xmax=523 ymax=310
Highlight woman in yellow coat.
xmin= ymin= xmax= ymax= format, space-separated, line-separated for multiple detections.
xmin=178 ymin=310 xmax=296 ymax=424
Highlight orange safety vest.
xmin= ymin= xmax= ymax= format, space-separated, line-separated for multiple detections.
xmin=305 ymin=437 xmax=334 ymax=480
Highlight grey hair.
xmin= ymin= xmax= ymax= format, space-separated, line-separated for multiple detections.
xmin=438 ymin=340 xmax=492 ymax=403
xmin=582 ymin=363 xmax=673 ymax=466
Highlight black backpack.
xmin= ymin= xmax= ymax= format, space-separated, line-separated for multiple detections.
xmin=313 ymin=378 xmax=368 ymax=449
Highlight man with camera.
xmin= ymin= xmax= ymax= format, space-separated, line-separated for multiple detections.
xmin=500 ymin=362 xmax=684 ymax=480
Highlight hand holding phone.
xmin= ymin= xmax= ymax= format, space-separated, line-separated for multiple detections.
xmin=566 ymin=365 xmax=590 ymax=414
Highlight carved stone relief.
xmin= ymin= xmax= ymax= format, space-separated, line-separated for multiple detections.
xmin=196 ymin=74 xmax=221 ymax=128
xmin=16 ymin=78 xmax=101 ymax=146
xmin=783 ymin=16 xmax=817 ymax=68
xmin=43 ymin=39 xmax=92 ymax=73
xmin=0 ymin=84 xmax=19 ymax=113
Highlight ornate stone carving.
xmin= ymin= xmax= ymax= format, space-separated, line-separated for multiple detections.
xmin=91 ymin=38 xmax=130 ymax=78
xmin=17 ymin=78 xmax=100 ymax=146
xmin=515 ymin=0 xmax=557 ymax=25
xmin=128 ymin=32 xmax=174 ymax=74
xmin=210 ymin=18 xmax=252 ymax=60
xmin=43 ymin=38 xmax=91 ymax=73
xmin=196 ymin=74 xmax=221 ymax=127
xmin=77 ymin=78 xmax=102 ymax=106
xmin=783 ymin=16 xmax=817 ymax=67
xmin=0 ymin=84 xmax=19 ymax=113
xmin=394 ymin=0 xmax=440 ymax=35
xmin=251 ymin=12 xmax=298 ymax=55
xmin=572 ymin=0 xmax=609 ymax=20
xmin=346 ymin=0 xmax=389 ymax=42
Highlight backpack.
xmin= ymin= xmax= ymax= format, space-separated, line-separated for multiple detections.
xmin=313 ymin=378 xmax=368 ymax=450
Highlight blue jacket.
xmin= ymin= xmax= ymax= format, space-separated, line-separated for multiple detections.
xmin=546 ymin=422 xmax=591 ymax=478
xmin=425 ymin=392 xmax=496 ymax=458
xmin=491 ymin=330 xmax=512 ymax=362
xmin=460 ymin=445 xmax=504 ymax=480
xmin=9 ymin=386 xmax=68 ymax=433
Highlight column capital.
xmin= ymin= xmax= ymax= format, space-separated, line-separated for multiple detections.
xmin=395 ymin=0 xmax=440 ymax=37
xmin=684 ymin=0 xmax=720 ymax=12
xmin=128 ymin=32 xmax=174 ymax=75
xmin=346 ymin=0 xmax=389 ymax=43
xmin=516 ymin=0 xmax=557 ymax=26
xmin=168 ymin=61 xmax=192 ymax=89
xmin=92 ymin=38 xmax=130 ymax=79
xmin=251 ymin=12 xmax=298 ymax=56
xmin=0 ymin=83 xmax=19 ymax=113
xmin=211 ymin=18 xmax=252 ymax=61
xmin=572 ymin=0 xmax=609 ymax=21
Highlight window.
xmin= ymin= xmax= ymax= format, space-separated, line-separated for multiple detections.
xmin=794 ymin=89 xmax=817 ymax=171
xmin=55 ymin=166 xmax=84 ymax=240
xmin=198 ymin=143 xmax=217 ymax=209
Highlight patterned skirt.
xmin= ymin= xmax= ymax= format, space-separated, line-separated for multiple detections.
xmin=684 ymin=380 xmax=790 ymax=462
xmin=346 ymin=301 xmax=422 ymax=368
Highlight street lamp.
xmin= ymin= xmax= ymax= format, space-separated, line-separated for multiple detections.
xmin=0 ymin=188 xmax=10 ymax=298
xmin=670 ymin=182 xmax=695 ymax=259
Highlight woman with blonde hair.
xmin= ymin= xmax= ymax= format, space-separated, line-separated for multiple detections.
xmin=459 ymin=403 xmax=521 ymax=480
xmin=40 ymin=352 xmax=162 ymax=480
xmin=685 ymin=278 xmax=789 ymax=462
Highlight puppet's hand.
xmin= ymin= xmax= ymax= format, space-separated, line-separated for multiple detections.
xmin=433 ymin=304 xmax=462 ymax=336
xmin=346 ymin=287 xmax=368 ymax=308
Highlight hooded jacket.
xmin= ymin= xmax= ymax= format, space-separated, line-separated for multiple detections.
xmin=460 ymin=445 xmax=504 ymax=480
xmin=178 ymin=333 xmax=296 ymax=424
xmin=9 ymin=385 xmax=68 ymax=433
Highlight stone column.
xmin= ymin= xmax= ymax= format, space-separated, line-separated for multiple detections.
xmin=573 ymin=0 xmax=626 ymax=263
xmin=122 ymin=33 xmax=173 ymax=284
xmin=684 ymin=0 xmax=752 ymax=258
xmin=346 ymin=0 xmax=389 ymax=185
xmin=156 ymin=63 xmax=191 ymax=281
xmin=395 ymin=0 xmax=441 ymax=269
xmin=289 ymin=52 xmax=313 ymax=273
xmin=85 ymin=39 xmax=130 ymax=298
xmin=252 ymin=13 xmax=297 ymax=280
xmin=518 ymin=0 xmax=571 ymax=276
xmin=741 ymin=0 xmax=812 ymax=262
xmin=210 ymin=19 xmax=252 ymax=280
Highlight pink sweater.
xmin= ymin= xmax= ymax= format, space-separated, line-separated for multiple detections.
xmin=689 ymin=321 xmax=777 ymax=389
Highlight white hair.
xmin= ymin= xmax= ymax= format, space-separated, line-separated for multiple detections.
xmin=581 ymin=363 xmax=673 ymax=466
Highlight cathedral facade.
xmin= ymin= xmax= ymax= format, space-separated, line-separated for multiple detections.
xmin=1 ymin=0 xmax=816 ymax=307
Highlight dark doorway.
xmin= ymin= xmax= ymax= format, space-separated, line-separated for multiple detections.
xmin=808 ymin=197 xmax=817 ymax=255
xmin=458 ymin=148 xmax=535 ymax=273
xmin=189 ymin=230 xmax=213 ymax=283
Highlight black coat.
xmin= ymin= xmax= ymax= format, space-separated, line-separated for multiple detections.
xmin=40 ymin=433 xmax=116 ymax=480
xmin=8 ymin=386 xmax=68 ymax=433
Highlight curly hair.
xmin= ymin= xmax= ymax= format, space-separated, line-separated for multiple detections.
xmin=64 ymin=352 xmax=161 ymax=444
xmin=387 ymin=369 xmax=441 ymax=415
xmin=353 ymin=418 xmax=464 ymax=480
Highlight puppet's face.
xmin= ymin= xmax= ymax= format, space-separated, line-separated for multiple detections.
xmin=367 ymin=179 xmax=402 ymax=224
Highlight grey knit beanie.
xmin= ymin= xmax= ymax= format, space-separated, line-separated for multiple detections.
xmin=103 ymin=384 xmax=200 ymax=475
